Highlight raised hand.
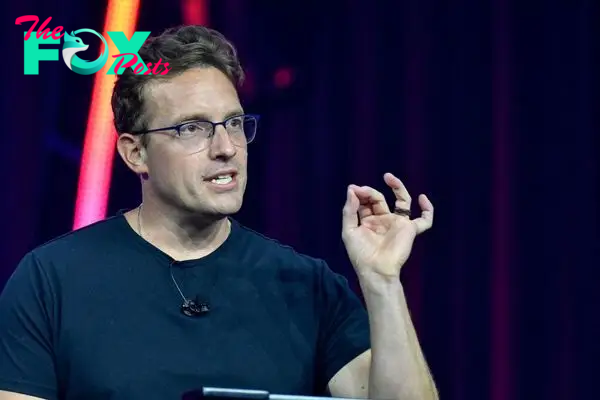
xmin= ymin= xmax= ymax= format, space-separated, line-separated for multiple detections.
xmin=341 ymin=173 xmax=434 ymax=280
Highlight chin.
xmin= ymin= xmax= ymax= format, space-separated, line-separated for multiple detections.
xmin=215 ymin=203 xmax=242 ymax=216
xmin=207 ymin=195 xmax=244 ymax=216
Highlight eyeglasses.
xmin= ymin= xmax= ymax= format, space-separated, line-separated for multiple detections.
xmin=132 ymin=114 xmax=260 ymax=153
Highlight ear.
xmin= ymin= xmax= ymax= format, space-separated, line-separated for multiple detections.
xmin=116 ymin=133 xmax=149 ymax=176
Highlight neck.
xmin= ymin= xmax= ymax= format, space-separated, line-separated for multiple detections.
xmin=128 ymin=198 xmax=231 ymax=261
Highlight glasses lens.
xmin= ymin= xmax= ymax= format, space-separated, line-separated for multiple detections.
xmin=178 ymin=115 xmax=259 ymax=153
xmin=180 ymin=121 xmax=212 ymax=138
xmin=178 ymin=121 xmax=212 ymax=153
xmin=226 ymin=115 xmax=257 ymax=145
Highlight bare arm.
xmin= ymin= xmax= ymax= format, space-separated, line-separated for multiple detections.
xmin=0 ymin=390 xmax=47 ymax=400
xmin=332 ymin=174 xmax=438 ymax=400
xmin=329 ymin=278 xmax=438 ymax=400
xmin=328 ymin=350 xmax=371 ymax=398
xmin=361 ymin=278 xmax=437 ymax=400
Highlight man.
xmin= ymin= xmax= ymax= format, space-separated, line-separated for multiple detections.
xmin=0 ymin=25 xmax=437 ymax=400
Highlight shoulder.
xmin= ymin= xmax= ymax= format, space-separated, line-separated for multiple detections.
xmin=232 ymin=219 xmax=326 ymax=265
xmin=15 ymin=216 xmax=128 ymax=279
xmin=33 ymin=215 xmax=126 ymax=257
xmin=230 ymin=219 xmax=332 ymax=277
xmin=1 ymin=218 xmax=123 ymax=315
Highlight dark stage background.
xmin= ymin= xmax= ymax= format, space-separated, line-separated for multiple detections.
xmin=1 ymin=1 xmax=599 ymax=399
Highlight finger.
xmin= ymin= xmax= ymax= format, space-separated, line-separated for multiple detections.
xmin=412 ymin=194 xmax=434 ymax=234
xmin=350 ymin=185 xmax=375 ymax=219
xmin=342 ymin=186 xmax=360 ymax=231
xmin=383 ymin=172 xmax=412 ymax=210
xmin=350 ymin=185 xmax=391 ymax=216
xmin=357 ymin=204 xmax=373 ymax=219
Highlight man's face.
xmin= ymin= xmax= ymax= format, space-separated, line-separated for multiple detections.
xmin=140 ymin=67 xmax=248 ymax=217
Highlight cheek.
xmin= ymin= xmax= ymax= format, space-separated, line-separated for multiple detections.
xmin=235 ymin=147 xmax=248 ymax=166
xmin=162 ymin=154 xmax=205 ymax=188
xmin=146 ymin=148 xmax=186 ymax=184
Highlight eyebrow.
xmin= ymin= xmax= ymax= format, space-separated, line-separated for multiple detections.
xmin=173 ymin=110 xmax=245 ymax=125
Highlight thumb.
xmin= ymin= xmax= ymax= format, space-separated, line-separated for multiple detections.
xmin=342 ymin=186 xmax=360 ymax=232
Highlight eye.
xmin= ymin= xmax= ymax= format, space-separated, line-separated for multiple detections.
xmin=179 ymin=121 xmax=211 ymax=137
xmin=228 ymin=116 xmax=244 ymax=130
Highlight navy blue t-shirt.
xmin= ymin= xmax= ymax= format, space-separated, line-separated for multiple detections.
xmin=0 ymin=214 xmax=370 ymax=399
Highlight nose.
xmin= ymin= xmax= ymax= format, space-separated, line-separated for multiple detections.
xmin=208 ymin=124 xmax=237 ymax=160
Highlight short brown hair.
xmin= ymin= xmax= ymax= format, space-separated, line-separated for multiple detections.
xmin=111 ymin=25 xmax=245 ymax=136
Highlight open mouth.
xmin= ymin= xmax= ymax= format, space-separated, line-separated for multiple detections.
xmin=210 ymin=174 xmax=234 ymax=185
xmin=204 ymin=169 xmax=238 ymax=189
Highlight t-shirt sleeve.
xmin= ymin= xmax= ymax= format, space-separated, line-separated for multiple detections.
xmin=315 ymin=260 xmax=371 ymax=392
xmin=0 ymin=252 xmax=58 ymax=400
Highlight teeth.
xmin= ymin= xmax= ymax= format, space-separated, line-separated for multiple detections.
xmin=211 ymin=175 xmax=233 ymax=185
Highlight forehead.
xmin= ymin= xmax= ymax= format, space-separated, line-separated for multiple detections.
xmin=144 ymin=67 xmax=242 ymax=126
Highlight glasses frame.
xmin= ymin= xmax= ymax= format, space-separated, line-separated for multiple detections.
xmin=131 ymin=113 xmax=260 ymax=145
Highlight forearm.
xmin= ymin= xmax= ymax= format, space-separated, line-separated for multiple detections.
xmin=359 ymin=274 xmax=438 ymax=400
